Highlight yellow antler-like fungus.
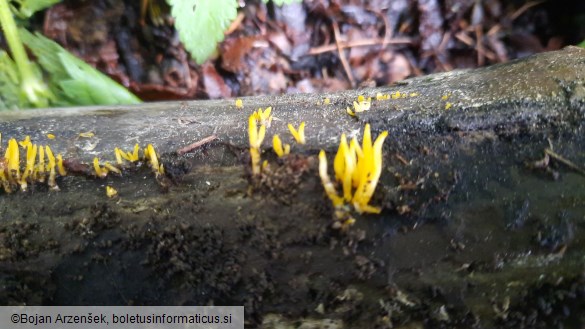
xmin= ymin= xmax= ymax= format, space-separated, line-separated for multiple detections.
xmin=19 ymin=144 xmax=37 ymax=191
xmin=272 ymin=134 xmax=290 ymax=157
xmin=7 ymin=138 xmax=20 ymax=182
xmin=248 ymin=114 xmax=266 ymax=175
xmin=45 ymin=145 xmax=58 ymax=190
xmin=93 ymin=157 xmax=108 ymax=178
xmin=253 ymin=107 xmax=273 ymax=126
xmin=288 ymin=122 xmax=306 ymax=144
xmin=318 ymin=124 xmax=388 ymax=220
xmin=144 ymin=144 xmax=164 ymax=176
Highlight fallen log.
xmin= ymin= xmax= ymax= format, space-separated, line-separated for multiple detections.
xmin=0 ymin=47 xmax=584 ymax=328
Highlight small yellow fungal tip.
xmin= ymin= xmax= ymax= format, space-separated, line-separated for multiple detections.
xmin=441 ymin=93 xmax=451 ymax=101
xmin=410 ymin=92 xmax=419 ymax=97
xmin=357 ymin=95 xmax=365 ymax=102
xmin=93 ymin=157 xmax=108 ymax=178
xmin=114 ymin=147 xmax=124 ymax=165
xmin=19 ymin=136 xmax=32 ymax=148
xmin=324 ymin=97 xmax=331 ymax=105
xmin=130 ymin=144 xmax=140 ymax=162
xmin=288 ymin=122 xmax=306 ymax=144
xmin=346 ymin=107 xmax=355 ymax=116
xmin=318 ymin=150 xmax=344 ymax=207
xmin=7 ymin=138 xmax=20 ymax=179
xmin=47 ymin=133 xmax=55 ymax=139
xmin=106 ymin=186 xmax=118 ymax=198
xmin=145 ymin=144 xmax=162 ymax=176
xmin=56 ymin=154 xmax=66 ymax=176
xmin=253 ymin=107 xmax=273 ymax=126
xmin=104 ymin=162 xmax=122 ymax=175
xmin=235 ymin=98 xmax=243 ymax=108
xmin=272 ymin=134 xmax=285 ymax=157
xmin=79 ymin=132 xmax=95 ymax=138
xmin=445 ymin=102 xmax=452 ymax=110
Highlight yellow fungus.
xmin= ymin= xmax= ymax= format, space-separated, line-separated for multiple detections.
xmin=19 ymin=144 xmax=38 ymax=190
xmin=445 ymin=102 xmax=452 ymax=110
xmin=47 ymin=133 xmax=55 ymax=139
xmin=253 ymin=107 xmax=273 ymax=126
xmin=93 ymin=157 xmax=108 ymax=178
xmin=324 ymin=97 xmax=331 ymax=105
xmin=248 ymin=113 xmax=266 ymax=175
xmin=348 ymin=96 xmax=372 ymax=116
xmin=376 ymin=93 xmax=390 ymax=101
xmin=145 ymin=144 xmax=163 ymax=176
xmin=56 ymin=154 xmax=66 ymax=176
xmin=7 ymin=138 xmax=20 ymax=181
xmin=272 ymin=134 xmax=290 ymax=157
xmin=235 ymin=98 xmax=243 ymax=108
xmin=79 ymin=132 xmax=95 ymax=138
xmin=319 ymin=124 xmax=388 ymax=217
xmin=441 ymin=93 xmax=451 ymax=101
xmin=410 ymin=92 xmax=419 ymax=97
xmin=106 ymin=186 xmax=118 ymax=198
xmin=250 ymin=147 xmax=261 ymax=175
xmin=103 ymin=162 xmax=121 ymax=175
xmin=318 ymin=150 xmax=344 ymax=207
xmin=45 ymin=145 xmax=58 ymax=190
xmin=114 ymin=147 xmax=124 ymax=164
xmin=288 ymin=122 xmax=306 ymax=144
xmin=19 ymin=136 xmax=32 ymax=148
xmin=36 ymin=146 xmax=45 ymax=182
xmin=128 ymin=144 xmax=140 ymax=162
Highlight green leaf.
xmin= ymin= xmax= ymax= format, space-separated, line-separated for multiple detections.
xmin=19 ymin=29 xmax=141 ymax=106
xmin=167 ymin=0 xmax=237 ymax=64
xmin=0 ymin=50 xmax=25 ymax=109
xmin=10 ymin=0 xmax=62 ymax=18
xmin=578 ymin=39 xmax=585 ymax=48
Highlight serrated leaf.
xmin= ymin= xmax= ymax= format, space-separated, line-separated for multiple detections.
xmin=10 ymin=0 xmax=62 ymax=18
xmin=167 ymin=0 xmax=237 ymax=64
xmin=19 ymin=29 xmax=141 ymax=106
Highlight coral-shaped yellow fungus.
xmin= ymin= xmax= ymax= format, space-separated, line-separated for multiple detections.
xmin=324 ymin=97 xmax=331 ymax=105
xmin=7 ymin=139 xmax=21 ymax=182
xmin=346 ymin=95 xmax=372 ymax=116
xmin=93 ymin=157 xmax=108 ymax=178
xmin=445 ymin=102 xmax=452 ymax=110
xmin=106 ymin=186 xmax=118 ymax=198
xmin=79 ymin=132 xmax=95 ymax=138
xmin=235 ymin=98 xmax=243 ymax=109
xmin=47 ymin=133 xmax=55 ymax=139
xmin=319 ymin=124 xmax=388 ymax=218
xmin=252 ymin=107 xmax=273 ymax=127
xmin=248 ymin=114 xmax=266 ymax=175
xmin=272 ymin=134 xmax=290 ymax=157
xmin=45 ymin=145 xmax=59 ymax=190
xmin=144 ymin=144 xmax=164 ymax=176
xmin=288 ymin=122 xmax=306 ymax=144
xmin=19 ymin=144 xmax=37 ymax=191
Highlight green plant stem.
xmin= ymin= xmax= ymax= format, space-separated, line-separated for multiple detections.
xmin=0 ymin=0 xmax=50 ymax=107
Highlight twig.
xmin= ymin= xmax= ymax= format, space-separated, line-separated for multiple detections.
xmin=544 ymin=148 xmax=585 ymax=177
xmin=332 ymin=21 xmax=355 ymax=88
xmin=177 ymin=135 xmax=218 ymax=155
xmin=308 ymin=38 xmax=412 ymax=55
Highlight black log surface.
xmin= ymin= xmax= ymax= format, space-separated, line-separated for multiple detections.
xmin=0 ymin=47 xmax=584 ymax=328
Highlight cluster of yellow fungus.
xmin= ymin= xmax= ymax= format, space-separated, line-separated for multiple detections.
xmin=252 ymin=107 xmax=273 ymax=127
xmin=1 ymin=135 xmax=67 ymax=192
xmin=235 ymin=98 xmax=243 ymax=109
xmin=272 ymin=135 xmax=290 ymax=157
xmin=248 ymin=113 xmax=267 ymax=175
xmin=346 ymin=95 xmax=372 ymax=116
xmin=287 ymin=122 xmax=306 ymax=144
xmin=93 ymin=143 xmax=163 ymax=179
xmin=318 ymin=124 xmax=388 ymax=223
xmin=376 ymin=91 xmax=419 ymax=101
